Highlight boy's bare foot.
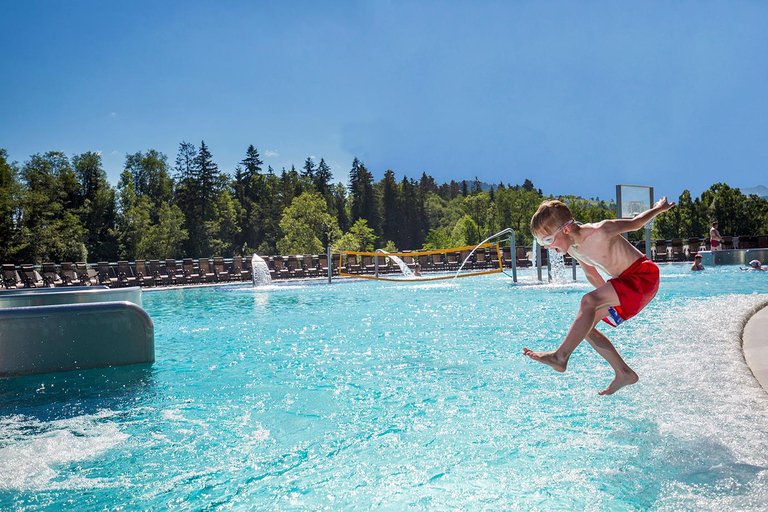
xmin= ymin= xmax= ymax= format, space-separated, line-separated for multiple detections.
xmin=598 ymin=370 xmax=639 ymax=395
xmin=522 ymin=348 xmax=567 ymax=372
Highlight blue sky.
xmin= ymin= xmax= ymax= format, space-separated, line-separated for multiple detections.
xmin=2 ymin=1 xmax=767 ymax=202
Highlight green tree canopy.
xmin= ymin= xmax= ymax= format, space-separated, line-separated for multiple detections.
xmin=277 ymin=192 xmax=340 ymax=255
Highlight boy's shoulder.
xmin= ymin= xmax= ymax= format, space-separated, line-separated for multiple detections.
xmin=581 ymin=219 xmax=611 ymax=232
xmin=579 ymin=219 xmax=624 ymax=241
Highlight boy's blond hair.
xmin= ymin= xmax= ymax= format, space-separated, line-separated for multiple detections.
xmin=530 ymin=200 xmax=573 ymax=236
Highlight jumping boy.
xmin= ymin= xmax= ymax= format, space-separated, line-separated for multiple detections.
xmin=523 ymin=197 xmax=675 ymax=395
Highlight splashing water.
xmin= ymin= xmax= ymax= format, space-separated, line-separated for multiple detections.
xmin=455 ymin=228 xmax=512 ymax=277
xmin=548 ymin=249 xmax=568 ymax=282
xmin=251 ymin=254 xmax=272 ymax=286
xmin=4 ymin=266 xmax=768 ymax=509
xmin=376 ymin=249 xmax=413 ymax=277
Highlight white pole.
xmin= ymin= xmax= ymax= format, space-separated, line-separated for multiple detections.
xmin=509 ymin=230 xmax=517 ymax=283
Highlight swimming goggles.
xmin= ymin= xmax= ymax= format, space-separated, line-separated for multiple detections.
xmin=536 ymin=219 xmax=574 ymax=246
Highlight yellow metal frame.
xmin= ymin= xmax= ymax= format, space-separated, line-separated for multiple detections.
xmin=336 ymin=243 xmax=504 ymax=282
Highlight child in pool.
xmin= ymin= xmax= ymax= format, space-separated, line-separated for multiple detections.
xmin=691 ymin=254 xmax=704 ymax=271
xmin=740 ymin=260 xmax=767 ymax=271
xmin=523 ymin=197 xmax=676 ymax=395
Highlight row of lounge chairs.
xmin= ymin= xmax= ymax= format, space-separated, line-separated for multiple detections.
xmin=1 ymin=258 xmax=253 ymax=289
xmin=0 ymin=248 xmax=531 ymax=289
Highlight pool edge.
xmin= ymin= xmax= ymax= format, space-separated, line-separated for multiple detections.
xmin=742 ymin=300 xmax=768 ymax=394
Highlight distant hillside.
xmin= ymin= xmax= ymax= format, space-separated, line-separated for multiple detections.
xmin=741 ymin=185 xmax=768 ymax=199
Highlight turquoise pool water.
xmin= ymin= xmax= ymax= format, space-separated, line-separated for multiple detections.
xmin=2 ymin=265 xmax=768 ymax=509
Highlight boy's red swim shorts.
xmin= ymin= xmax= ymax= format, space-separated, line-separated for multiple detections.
xmin=602 ymin=256 xmax=660 ymax=327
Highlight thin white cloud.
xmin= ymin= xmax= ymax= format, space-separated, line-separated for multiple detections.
xmin=108 ymin=112 xmax=116 ymax=117
xmin=264 ymin=150 xmax=279 ymax=157
xmin=110 ymin=150 xmax=120 ymax=156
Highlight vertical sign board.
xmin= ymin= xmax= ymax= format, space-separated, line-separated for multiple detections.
xmin=616 ymin=185 xmax=654 ymax=260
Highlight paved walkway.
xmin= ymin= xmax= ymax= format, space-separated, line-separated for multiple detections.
xmin=743 ymin=303 xmax=768 ymax=392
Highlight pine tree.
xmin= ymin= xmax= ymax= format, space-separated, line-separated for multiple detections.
xmin=302 ymin=157 xmax=316 ymax=182
xmin=194 ymin=140 xmax=220 ymax=222
xmin=349 ymin=158 xmax=378 ymax=234
xmin=380 ymin=169 xmax=401 ymax=245
xmin=314 ymin=158 xmax=332 ymax=197
xmin=174 ymin=141 xmax=199 ymax=256
xmin=235 ymin=145 xmax=264 ymax=252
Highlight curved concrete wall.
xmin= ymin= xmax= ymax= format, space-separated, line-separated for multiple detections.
xmin=0 ymin=288 xmax=154 ymax=378
xmin=698 ymin=249 xmax=768 ymax=266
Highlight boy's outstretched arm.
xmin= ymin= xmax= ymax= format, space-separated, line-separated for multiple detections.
xmin=605 ymin=196 xmax=676 ymax=236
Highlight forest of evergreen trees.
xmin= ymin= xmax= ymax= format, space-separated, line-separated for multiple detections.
xmin=1 ymin=143 xmax=767 ymax=264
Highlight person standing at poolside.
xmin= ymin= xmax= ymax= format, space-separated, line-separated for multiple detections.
xmin=523 ymin=196 xmax=675 ymax=395
xmin=710 ymin=222 xmax=723 ymax=251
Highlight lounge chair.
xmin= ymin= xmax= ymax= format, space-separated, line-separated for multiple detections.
xmin=736 ymin=235 xmax=756 ymax=249
xmin=269 ymin=256 xmax=288 ymax=279
xmin=165 ymin=259 xmax=187 ymax=285
xmin=344 ymin=254 xmax=360 ymax=274
xmin=182 ymin=258 xmax=201 ymax=284
xmin=721 ymin=236 xmax=734 ymax=250
xmin=286 ymin=255 xmax=303 ymax=278
xmin=490 ymin=248 xmax=501 ymax=269
xmin=475 ymin=250 xmax=489 ymax=269
xmin=97 ymin=261 xmax=121 ymax=287
xmin=459 ymin=250 xmax=472 ymax=270
xmin=149 ymin=260 xmax=172 ymax=286
xmin=360 ymin=254 xmax=375 ymax=274
xmin=41 ymin=263 xmax=63 ymax=287
xmin=418 ymin=254 xmax=430 ymax=272
xmin=230 ymin=256 xmax=246 ymax=281
xmin=134 ymin=260 xmax=154 ymax=287
xmin=59 ymin=262 xmax=82 ymax=286
xmin=213 ymin=257 xmax=231 ymax=282
xmin=653 ymin=241 xmax=668 ymax=262
xmin=515 ymin=246 xmax=531 ymax=267
xmin=757 ymin=235 xmax=768 ymax=248
xmin=303 ymin=255 xmax=319 ymax=277
xmin=117 ymin=261 xmax=139 ymax=287
xmin=2 ymin=264 xmax=24 ymax=289
xmin=686 ymin=238 xmax=701 ymax=260
xmin=19 ymin=264 xmax=45 ymax=288
xmin=198 ymin=258 xmax=217 ymax=283
xmin=670 ymin=239 xmax=685 ymax=261
xmin=446 ymin=252 xmax=460 ymax=271
xmin=317 ymin=254 xmax=329 ymax=277
xmin=76 ymin=262 xmax=99 ymax=286
xmin=432 ymin=253 xmax=446 ymax=271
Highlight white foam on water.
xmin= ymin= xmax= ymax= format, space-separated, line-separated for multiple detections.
xmin=0 ymin=410 xmax=128 ymax=492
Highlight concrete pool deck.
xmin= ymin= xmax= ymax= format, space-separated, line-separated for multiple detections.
xmin=743 ymin=302 xmax=768 ymax=393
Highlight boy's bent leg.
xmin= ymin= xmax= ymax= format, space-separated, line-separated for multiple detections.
xmin=523 ymin=283 xmax=620 ymax=372
xmin=585 ymin=327 xmax=639 ymax=395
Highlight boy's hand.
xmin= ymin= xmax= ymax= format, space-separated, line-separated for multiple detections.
xmin=654 ymin=196 xmax=676 ymax=212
